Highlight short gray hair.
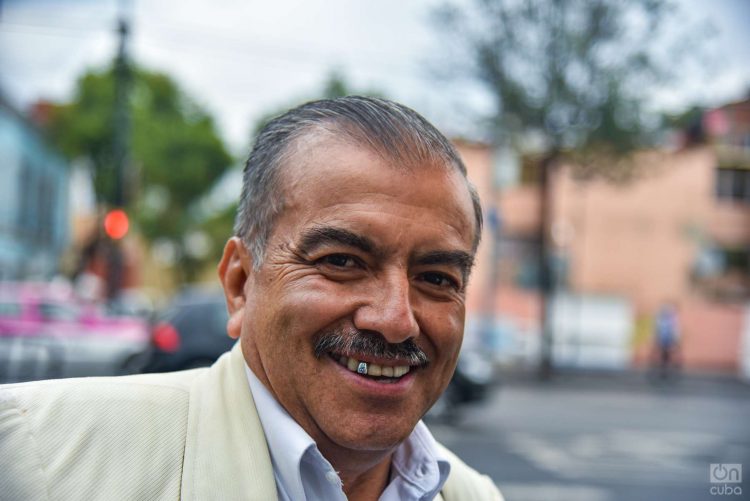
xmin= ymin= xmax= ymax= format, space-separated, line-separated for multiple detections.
xmin=234 ymin=96 xmax=483 ymax=268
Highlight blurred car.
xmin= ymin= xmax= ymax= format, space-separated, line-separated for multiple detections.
xmin=426 ymin=348 xmax=497 ymax=423
xmin=142 ymin=288 xmax=234 ymax=373
xmin=0 ymin=281 xmax=150 ymax=382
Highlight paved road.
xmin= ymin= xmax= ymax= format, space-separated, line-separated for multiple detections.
xmin=429 ymin=373 xmax=750 ymax=501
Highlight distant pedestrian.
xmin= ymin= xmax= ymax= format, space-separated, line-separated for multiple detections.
xmin=653 ymin=303 xmax=680 ymax=379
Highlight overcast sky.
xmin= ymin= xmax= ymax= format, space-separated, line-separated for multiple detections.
xmin=1 ymin=0 xmax=749 ymax=153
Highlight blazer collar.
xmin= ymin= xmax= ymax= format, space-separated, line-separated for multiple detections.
xmin=181 ymin=342 xmax=278 ymax=500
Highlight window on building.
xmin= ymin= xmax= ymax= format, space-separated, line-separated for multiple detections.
xmin=497 ymin=236 xmax=543 ymax=289
xmin=17 ymin=161 xmax=33 ymax=237
xmin=691 ymin=245 xmax=750 ymax=300
xmin=715 ymin=167 xmax=750 ymax=203
xmin=0 ymin=302 xmax=22 ymax=317
xmin=492 ymin=148 xmax=521 ymax=189
xmin=724 ymin=248 xmax=750 ymax=275
xmin=38 ymin=302 xmax=79 ymax=322
xmin=519 ymin=156 xmax=542 ymax=186
xmin=38 ymin=174 xmax=54 ymax=246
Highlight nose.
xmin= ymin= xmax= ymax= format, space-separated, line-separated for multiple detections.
xmin=353 ymin=270 xmax=419 ymax=344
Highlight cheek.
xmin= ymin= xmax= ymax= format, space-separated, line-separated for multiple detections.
xmin=417 ymin=302 xmax=465 ymax=360
xmin=259 ymin=280 xmax=358 ymax=346
xmin=292 ymin=276 xmax=358 ymax=311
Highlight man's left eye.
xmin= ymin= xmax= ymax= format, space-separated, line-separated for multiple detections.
xmin=420 ymin=272 xmax=459 ymax=290
xmin=320 ymin=254 xmax=356 ymax=268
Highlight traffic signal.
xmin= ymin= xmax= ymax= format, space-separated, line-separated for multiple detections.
xmin=104 ymin=209 xmax=129 ymax=240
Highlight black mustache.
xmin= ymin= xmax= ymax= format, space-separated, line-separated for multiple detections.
xmin=314 ymin=326 xmax=429 ymax=367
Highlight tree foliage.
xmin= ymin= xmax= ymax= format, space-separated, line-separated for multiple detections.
xmin=434 ymin=0 xmax=704 ymax=376
xmin=45 ymin=63 xmax=232 ymax=281
xmin=434 ymin=0 xmax=692 ymax=170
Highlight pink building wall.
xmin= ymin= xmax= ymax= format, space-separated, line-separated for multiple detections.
xmin=457 ymin=140 xmax=749 ymax=373
xmin=553 ymin=147 xmax=716 ymax=313
xmin=457 ymin=141 xmax=496 ymax=317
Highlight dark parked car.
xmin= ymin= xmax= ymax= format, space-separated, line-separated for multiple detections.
xmin=142 ymin=289 xmax=234 ymax=373
xmin=426 ymin=348 xmax=497 ymax=422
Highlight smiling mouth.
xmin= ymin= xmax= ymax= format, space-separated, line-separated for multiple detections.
xmin=329 ymin=353 xmax=413 ymax=384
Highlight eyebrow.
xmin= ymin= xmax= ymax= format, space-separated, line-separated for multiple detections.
xmin=297 ymin=226 xmax=376 ymax=256
xmin=411 ymin=250 xmax=475 ymax=283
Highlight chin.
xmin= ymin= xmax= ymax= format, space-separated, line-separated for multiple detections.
xmin=333 ymin=430 xmax=410 ymax=453
xmin=326 ymin=413 xmax=419 ymax=452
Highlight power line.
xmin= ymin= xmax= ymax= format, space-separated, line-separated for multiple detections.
xmin=1 ymin=17 xmax=428 ymax=80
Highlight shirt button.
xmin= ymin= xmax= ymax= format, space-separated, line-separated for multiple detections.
xmin=326 ymin=470 xmax=339 ymax=484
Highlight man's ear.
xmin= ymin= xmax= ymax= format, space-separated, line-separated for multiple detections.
xmin=218 ymin=237 xmax=252 ymax=340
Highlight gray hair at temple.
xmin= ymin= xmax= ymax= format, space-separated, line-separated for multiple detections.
xmin=234 ymin=96 xmax=483 ymax=269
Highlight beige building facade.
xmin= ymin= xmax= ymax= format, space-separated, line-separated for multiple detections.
xmin=458 ymin=99 xmax=750 ymax=373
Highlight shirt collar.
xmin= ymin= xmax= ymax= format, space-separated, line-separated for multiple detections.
xmin=245 ymin=365 xmax=335 ymax=501
xmin=388 ymin=420 xmax=451 ymax=499
xmin=245 ymin=364 xmax=450 ymax=500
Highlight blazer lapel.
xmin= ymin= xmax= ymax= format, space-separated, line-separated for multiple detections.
xmin=181 ymin=343 xmax=278 ymax=500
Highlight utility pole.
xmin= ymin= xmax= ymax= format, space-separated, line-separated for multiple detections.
xmin=538 ymin=153 xmax=556 ymax=380
xmin=112 ymin=16 xmax=130 ymax=209
xmin=106 ymin=9 xmax=131 ymax=302
xmin=538 ymin=1 xmax=563 ymax=381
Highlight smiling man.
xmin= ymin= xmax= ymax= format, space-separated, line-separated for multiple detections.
xmin=0 ymin=97 xmax=502 ymax=500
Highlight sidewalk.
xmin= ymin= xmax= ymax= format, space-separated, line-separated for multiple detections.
xmin=495 ymin=366 xmax=750 ymax=400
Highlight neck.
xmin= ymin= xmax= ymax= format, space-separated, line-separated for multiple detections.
xmin=243 ymin=349 xmax=396 ymax=499
xmin=320 ymin=445 xmax=393 ymax=501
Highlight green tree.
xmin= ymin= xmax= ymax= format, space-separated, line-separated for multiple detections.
xmin=434 ymin=0 xmax=703 ymax=377
xmin=46 ymin=63 xmax=232 ymax=283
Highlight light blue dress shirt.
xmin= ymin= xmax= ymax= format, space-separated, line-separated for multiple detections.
xmin=245 ymin=365 xmax=451 ymax=501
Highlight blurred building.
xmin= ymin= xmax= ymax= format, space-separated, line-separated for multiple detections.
xmin=460 ymin=97 xmax=750 ymax=375
xmin=0 ymin=93 xmax=69 ymax=280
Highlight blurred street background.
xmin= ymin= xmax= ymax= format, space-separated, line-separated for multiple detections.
xmin=431 ymin=372 xmax=750 ymax=501
xmin=1 ymin=1 xmax=749 ymax=499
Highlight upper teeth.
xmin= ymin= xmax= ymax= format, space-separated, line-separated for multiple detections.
xmin=339 ymin=355 xmax=410 ymax=378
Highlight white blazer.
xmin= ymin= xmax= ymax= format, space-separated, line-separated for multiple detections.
xmin=0 ymin=343 xmax=502 ymax=500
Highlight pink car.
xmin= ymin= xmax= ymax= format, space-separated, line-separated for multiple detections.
xmin=0 ymin=282 xmax=150 ymax=382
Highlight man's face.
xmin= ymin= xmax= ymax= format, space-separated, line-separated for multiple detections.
xmin=225 ymin=137 xmax=476 ymax=454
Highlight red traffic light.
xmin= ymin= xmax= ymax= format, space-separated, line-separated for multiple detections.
xmin=104 ymin=209 xmax=129 ymax=239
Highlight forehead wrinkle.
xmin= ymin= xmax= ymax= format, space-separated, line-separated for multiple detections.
xmin=283 ymin=124 xmax=455 ymax=186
